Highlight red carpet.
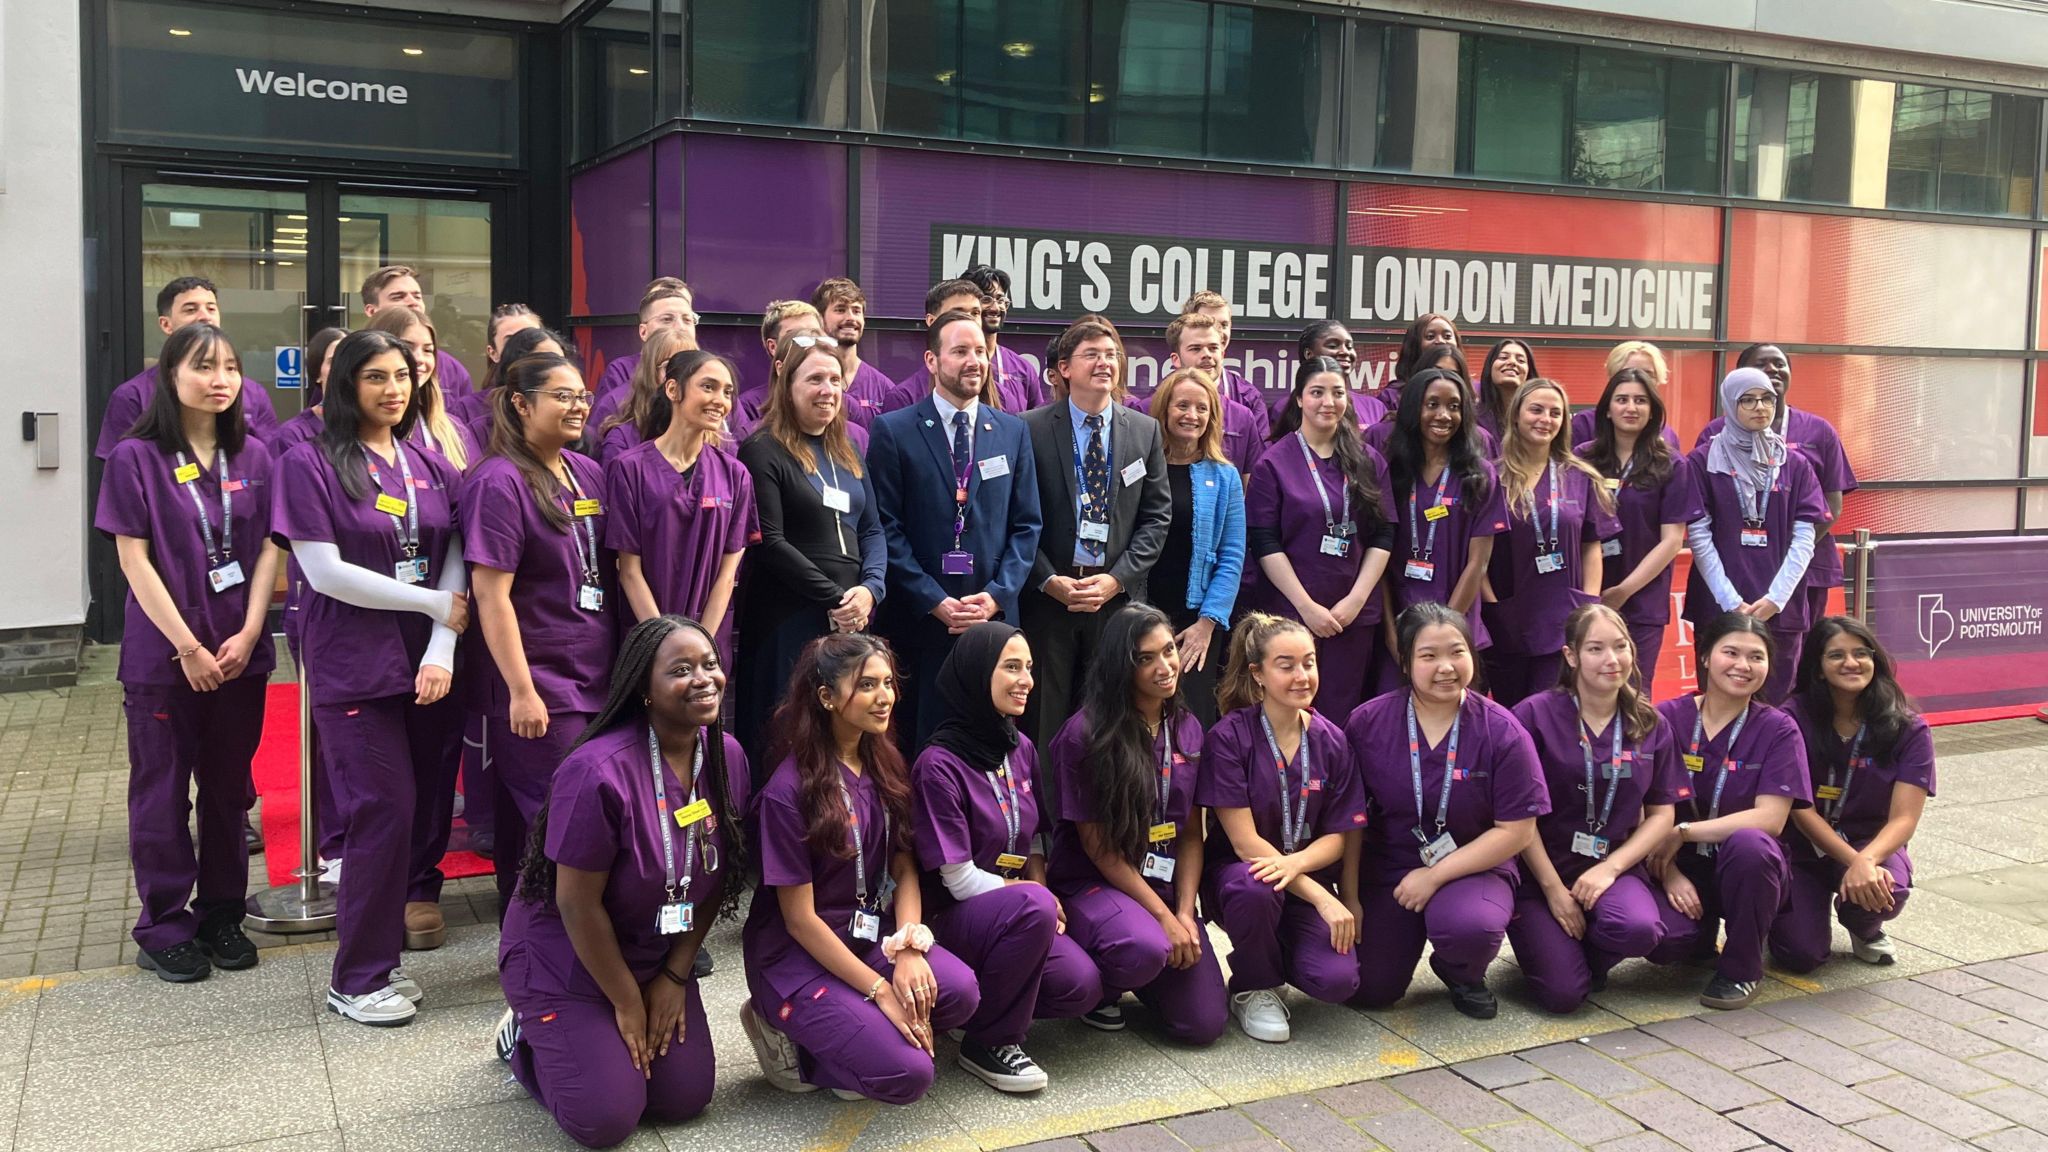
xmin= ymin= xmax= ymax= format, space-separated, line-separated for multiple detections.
xmin=252 ymin=683 xmax=493 ymax=888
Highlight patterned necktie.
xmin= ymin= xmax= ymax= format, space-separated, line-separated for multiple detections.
xmin=951 ymin=410 xmax=971 ymax=486
xmin=1082 ymin=413 xmax=1109 ymax=559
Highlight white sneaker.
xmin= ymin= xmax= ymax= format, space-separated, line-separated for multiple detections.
xmin=318 ymin=857 xmax=342 ymax=886
xmin=388 ymin=966 xmax=423 ymax=1004
xmin=1231 ymin=988 xmax=1291 ymax=1043
xmin=493 ymin=1007 xmax=519 ymax=1062
xmin=1852 ymin=933 xmax=1897 ymax=965
xmin=740 ymin=1001 xmax=817 ymax=1094
xmin=328 ymin=985 xmax=417 ymax=1027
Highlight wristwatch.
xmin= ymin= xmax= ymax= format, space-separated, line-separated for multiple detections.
xmin=1675 ymin=821 xmax=1691 ymax=843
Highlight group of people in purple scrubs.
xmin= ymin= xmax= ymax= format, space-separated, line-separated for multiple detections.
xmin=97 ymin=267 xmax=1932 ymax=1148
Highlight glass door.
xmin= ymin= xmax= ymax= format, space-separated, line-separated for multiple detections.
xmin=335 ymin=189 xmax=494 ymax=387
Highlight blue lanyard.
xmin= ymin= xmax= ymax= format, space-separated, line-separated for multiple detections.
xmin=1689 ymin=702 xmax=1752 ymax=821
xmin=1295 ymin=433 xmax=1351 ymax=539
xmin=1531 ymin=461 xmax=1562 ymax=557
xmin=175 ymin=450 xmax=232 ymax=566
xmin=1407 ymin=695 xmax=1462 ymax=843
xmin=1070 ymin=410 xmax=1112 ymax=524
xmin=1580 ymin=703 xmax=1625 ymax=834
xmin=1258 ymin=711 xmax=1313 ymax=853
xmin=558 ymin=462 xmax=602 ymax=585
xmin=1739 ymin=466 xmax=1779 ymax=525
xmin=1408 ymin=466 xmax=1451 ymax=561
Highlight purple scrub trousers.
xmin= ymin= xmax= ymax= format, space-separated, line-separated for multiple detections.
xmin=505 ymin=969 xmax=713 ymax=1147
xmin=1770 ymin=850 xmax=1911 ymax=973
xmin=1208 ymin=862 xmax=1360 ymax=1001
xmin=124 ymin=678 xmax=265 ymax=951
xmin=759 ymin=947 xmax=980 ymax=1104
xmin=1354 ymin=873 xmax=1517 ymax=1008
xmin=1630 ymin=622 xmax=1668 ymax=698
xmin=1508 ymin=873 xmax=1678 ymax=1013
xmin=1645 ymin=828 xmax=1784 ymax=982
xmin=929 ymin=884 xmax=1101 ymax=1045
xmin=1059 ymin=884 xmax=1227 ymax=1044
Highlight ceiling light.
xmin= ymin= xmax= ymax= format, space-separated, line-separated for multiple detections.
xmin=934 ymin=70 xmax=956 ymax=85
xmin=336 ymin=216 xmax=352 ymax=223
xmin=287 ymin=214 xmax=307 ymax=221
xmin=628 ymin=67 xmax=649 ymax=76
xmin=167 ymin=210 xmax=201 ymax=229
xmin=402 ymin=47 xmax=425 ymax=56
xmin=275 ymin=226 xmax=307 ymax=234
xmin=1002 ymin=41 xmax=1034 ymax=58
xmin=277 ymin=261 xmax=295 ymax=267
xmin=168 ymin=28 xmax=191 ymax=36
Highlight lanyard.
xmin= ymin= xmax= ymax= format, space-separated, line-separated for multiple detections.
xmin=815 ymin=450 xmax=850 ymax=557
xmin=1690 ymin=702 xmax=1752 ymax=821
xmin=1156 ymin=722 xmax=1175 ymax=824
xmin=1580 ymin=704 xmax=1625 ymax=835
xmin=559 ymin=463 xmax=602 ymax=585
xmin=1258 ymin=711 xmax=1313 ymax=853
xmin=986 ymin=757 xmax=1021 ymax=858
xmin=175 ymin=450 xmax=232 ymax=566
xmin=1295 ymin=433 xmax=1351 ymax=539
xmin=1739 ymin=466 xmax=1778 ymax=525
xmin=647 ymin=726 xmax=704 ymax=902
xmin=1407 ymin=695 xmax=1462 ymax=843
xmin=949 ymin=412 xmax=975 ymax=549
xmin=363 ymin=444 xmax=421 ymax=559
xmin=1531 ymin=461 xmax=1562 ymax=557
xmin=841 ymin=779 xmax=890 ymax=913
xmin=1408 ymin=466 xmax=1451 ymax=560
xmin=1824 ymin=724 xmax=1867 ymax=826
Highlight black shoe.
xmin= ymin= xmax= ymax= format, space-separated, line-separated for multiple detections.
xmin=1589 ymin=969 xmax=1610 ymax=994
xmin=1081 ymin=1001 xmax=1127 ymax=1032
xmin=137 ymin=939 xmax=212 ymax=983
xmin=197 ymin=916 xmax=259 ymax=970
xmin=1448 ymin=983 xmax=1498 ymax=1019
xmin=245 ymin=817 xmax=264 ymax=854
xmin=956 ymin=1040 xmax=1049 ymax=1093
xmin=469 ymin=830 xmax=494 ymax=860
xmin=1700 ymin=975 xmax=1760 ymax=1010
xmin=692 ymin=949 xmax=714 ymax=978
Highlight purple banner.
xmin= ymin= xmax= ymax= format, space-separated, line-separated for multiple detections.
xmin=683 ymin=136 xmax=848 ymax=316
xmin=1867 ymin=537 xmax=2048 ymax=713
xmin=570 ymin=149 xmax=653 ymax=317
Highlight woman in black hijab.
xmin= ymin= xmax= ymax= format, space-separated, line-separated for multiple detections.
xmin=907 ymin=623 xmax=1103 ymax=1093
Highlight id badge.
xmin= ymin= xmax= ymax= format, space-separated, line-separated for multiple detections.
xmin=1419 ymin=832 xmax=1458 ymax=867
xmin=1534 ymin=552 xmax=1565 ymax=575
xmin=1142 ymin=852 xmax=1176 ymax=882
xmin=572 ymin=498 xmax=603 ymax=518
xmin=1683 ymin=754 xmax=1705 ymax=773
xmin=657 ymin=901 xmax=694 ymax=936
xmin=1601 ymin=538 xmax=1623 ymax=557
xmin=1570 ymin=831 xmax=1609 ymax=859
xmin=1121 ymin=460 xmax=1146 ymax=487
xmin=1079 ymin=520 xmax=1110 ymax=543
xmin=1423 ymin=505 xmax=1450 ymax=523
xmin=674 ymin=798 xmax=712 ymax=827
xmin=1815 ymin=784 xmax=1843 ymax=801
xmin=395 ymin=558 xmax=428 ymax=585
xmin=207 ymin=560 xmax=247 ymax=593
xmin=850 ymin=910 xmax=881 ymax=942
xmin=821 ymin=486 xmax=852 ymax=514
xmin=941 ymin=550 xmax=975 ymax=575
xmin=977 ymin=456 xmax=1010 ymax=480
xmin=1740 ymin=527 xmax=1770 ymax=548
xmin=1319 ymin=534 xmax=1349 ymax=558
xmin=578 ymin=584 xmax=605 ymax=612
xmin=374 ymin=493 xmax=408 ymax=517
xmin=1148 ymin=822 xmax=1177 ymax=844
xmin=994 ymin=852 xmax=1028 ymax=873
xmin=1602 ymin=478 xmax=1622 ymax=493
xmin=1404 ymin=558 xmax=1436 ymax=581
xmin=1601 ymin=763 xmax=1632 ymax=780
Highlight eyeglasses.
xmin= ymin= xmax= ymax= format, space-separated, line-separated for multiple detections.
xmin=1823 ymin=647 xmax=1875 ymax=663
xmin=787 ymin=334 xmax=840 ymax=350
xmin=1070 ymin=349 xmax=1119 ymax=364
xmin=1735 ymin=393 xmax=1777 ymax=410
xmin=526 ymin=388 xmax=594 ymax=408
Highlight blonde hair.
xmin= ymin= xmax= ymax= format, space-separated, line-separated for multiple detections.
xmin=637 ymin=278 xmax=694 ymax=320
xmin=599 ymin=327 xmax=695 ymax=442
xmin=1557 ymin=603 xmax=1659 ymax=741
xmin=1164 ymin=311 xmax=1223 ymax=355
xmin=1497 ymin=378 xmax=1608 ymax=520
xmin=762 ymin=335 xmax=861 ymax=479
xmin=1149 ymin=368 xmax=1228 ymax=465
xmin=760 ymin=300 xmax=822 ymax=348
xmin=1605 ymin=341 xmax=1668 ymax=388
xmin=365 ymin=307 xmax=468 ymax=471
xmin=1215 ymin=612 xmax=1311 ymax=714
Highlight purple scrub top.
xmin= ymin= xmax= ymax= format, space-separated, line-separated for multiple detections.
xmin=844 ymin=360 xmax=896 ymax=429
xmin=272 ymin=407 xmax=325 ymax=453
xmin=586 ymin=389 xmax=629 ymax=449
xmin=595 ymin=352 xmax=639 ymax=399
xmin=270 ymin=409 xmax=326 ymax=641
xmin=727 ymin=387 xmax=774 ymax=443
xmin=883 ymin=353 xmax=1037 ymax=419
xmin=1344 ymin=689 xmax=1549 ymax=883
xmin=1569 ymin=409 xmax=1682 ymax=452
xmin=1697 ymin=408 xmax=1856 ymax=592
xmin=1654 ymin=695 xmax=1812 ymax=821
xmin=911 ymin=736 xmax=1046 ymax=915
xmin=272 ymin=440 xmax=463 ymax=705
xmin=1221 ymin=366 xmax=1274 ymax=440
xmin=1384 ymin=454 xmax=1510 ymax=648
xmin=1482 ymin=464 xmax=1621 ymax=656
xmin=598 ymin=422 xmax=643 ymax=465
xmin=602 ymin=439 xmax=758 ymax=621
xmin=450 ymin=388 xmax=493 ymax=431
xmin=96 ymin=367 xmax=281 ymax=461
xmin=435 ymin=350 xmax=474 ymax=399
xmin=410 ymin=416 xmax=478 ymax=468
xmin=1363 ymin=419 xmax=1500 ymax=465
xmin=1512 ymin=689 xmax=1685 ymax=884
xmin=744 ymin=756 xmax=904 ymax=999
xmin=1782 ymin=698 xmax=1935 ymax=860
xmin=1681 ymin=446 xmax=1830 ymax=633
xmin=502 ymin=724 xmax=751 ymax=994
xmin=461 ymin=451 xmax=617 ymax=716
xmin=1243 ymin=434 xmax=1396 ymax=625
xmin=1046 ymin=709 xmax=1205 ymax=896
xmin=1196 ymin=707 xmax=1365 ymax=885
xmin=1574 ymin=441 xmax=1700 ymax=629
xmin=94 ymin=437 xmax=278 ymax=687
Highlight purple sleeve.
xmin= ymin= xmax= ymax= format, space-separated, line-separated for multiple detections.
xmin=1660 ymin=456 xmax=1703 ymax=525
xmin=1050 ymin=720 xmax=1098 ymax=824
xmin=1583 ymin=470 xmax=1622 ymax=541
xmin=1890 ymin=718 xmax=1936 ymax=797
xmin=1196 ymin=714 xmax=1254 ymax=810
xmin=911 ymin=753 xmax=973 ymax=870
xmin=461 ymin=468 xmax=530 ymax=572
xmin=93 ymin=441 xmax=153 ymax=539
xmin=756 ymin=788 xmax=815 ymax=888
xmin=242 ymin=443 xmax=276 ymax=543
xmin=1017 ymin=735 xmax=1050 ymax=840
xmin=95 ymin=380 xmax=145 ymax=461
xmin=1808 ymin=419 xmax=1856 ymax=494
xmin=1642 ymin=720 xmax=1683 ymax=807
xmin=545 ymin=756 xmax=623 ymax=872
xmin=1370 ymin=446 xmax=1395 ymax=525
xmin=602 ymin=453 xmax=644 ymax=556
xmin=1469 ymin=462 xmax=1510 ymax=538
xmin=1490 ymin=707 xmax=1552 ymax=820
xmin=1755 ymin=708 xmax=1814 ymax=808
xmin=721 ymin=734 xmax=753 ymax=820
xmin=1786 ymin=456 xmax=1830 ymax=527
xmin=727 ymin=463 xmax=759 ymax=553
xmin=1313 ymin=719 xmax=1368 ymax=835
xmin=271 ymin=446 xmax=339 ymax=546
xmin=1245 ymin=455 xmax=1283 ymax=554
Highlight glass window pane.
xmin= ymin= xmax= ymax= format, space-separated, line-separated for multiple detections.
xmin=1572 ymin=48 xmax=1667 ymax=190
xmin=1460 ymin=36 xmax=1570 ymax=184
xmin=1089 ymin=0 xmax=1208 ymax=157
xmin=338 ymin=194 xmax=493 ymax=381
xmin=574 ymin=0 xmax=652 ymax=158
xmin=1370 ymin=25 xmax=1460 ymax=175
xmin=1204 ymin=5 xmax=1333 ymax=165
xmin=876 ymin=0 xmax=1084 ymax=146
xmin=1665 ymin=58 xmax=1726 ymax=194
xmin=690 ymin=0 xmax=835 ymax=126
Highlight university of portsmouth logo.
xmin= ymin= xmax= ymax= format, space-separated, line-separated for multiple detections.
xmin=1918 ymin=593 xmax=1955 ymax=659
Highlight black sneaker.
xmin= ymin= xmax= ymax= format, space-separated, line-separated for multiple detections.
xmin=1588 ymin=968 xmax=1610 ymax=994
xmin=469 ymin=830 xmax=494 ymax=860
xmin=1081 ymin=1001 xmax=1126 ymax=1032
xmin=137 ymin=939 xmax=212 ymax=983
xmin=957 ymin=1041 xmax=1049 ymax=1093
xmin=1448 ymin=983 xmax=1498 ymax=1020
xmin=693 ymin=949 xmax=714 ymax=978
xmin=196 ymin=916 xmax=259 ymax=970
xmin=245 ymin=816 xmax=264 ymax=854
xmin=1700 ymin=975 xmax=1760 ymax=1010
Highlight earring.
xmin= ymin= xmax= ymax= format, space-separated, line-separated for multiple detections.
xmin=642 ymin=696 xmax=652 ymax=706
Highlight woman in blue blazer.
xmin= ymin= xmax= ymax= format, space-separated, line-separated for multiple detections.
xmin=1147 ymin=368 xmax=1247 ymax=725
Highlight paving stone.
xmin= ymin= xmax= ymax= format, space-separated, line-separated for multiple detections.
xmin=1863 ymin=1006 xmax=2008 ymax=1058
xmin=1607 ymin=1089 xmax=1762 ymax=1152
xmin=1019 ymin=1142 xmax=1096 ymax=1152
xmin=1495 ymin=1080 xmax=1641 ymax=1145
xmin=1845 ymin=1113 xmax=1979 ymax=1152
xmin=1088 ymin=1125 xmax=1192 ymax=1152
xmin=1976 ymin=1050 xmax=2048 ymax=1092
xmin=1974 ymin=1085 xmax=2048 ymax=1132
xmin=1756 ymin=999 xmax=1894 ymax=1047
xmin=1858 ymin=1036 xmax=2008 ymax=1095
xmin=1362 ymin=1108 xmax=1484 ymax=1152
xmin=1315 ymin=1081 xmax=1411 ymax=1119
xmin=1452 ymin=1056 xmax=1548 ymax=1091
xmin=1638 ymin=1019 xmax=1776 ymax=1071
xmin=1920 ymin=971 xmax=2003 ymax=996
xmin=1968 ymin=962 xmax=2048 ymax=1002
xmin=1972 ymin=989 xmax=2048 ymax=1029
xmin=1240 ymin=1095 xmax=1375 ymax=1152
xmin=1968 ymin=1015 xmax=2048 ymax=1057
xmin=1738 ymin=1061 xmax=1893 ymax=1124
xmin=1389 ymin=1069 xmax=1524 ymax=1129
xmin=1807 ymin=988 xmax=1894 ymax=1018
xmin=1207 ymin=1139 xmax=1290 ymax=1152
xmin=1728 ymin=1102 xmax=1887 ymax=1152
xmin=1625 ymin=1050 xmax=1777 ymax=1113
xmin=1165 ymin=1111 xmax=1267 ymax=1148
xmin=1697 ymin=1009 xmax=1787 ymax=1038
xmin=1976 ymin=1128 xmax=2048 ymax=1152
xmin=1595 ymin=1134 xmax=1684 ymax=1152
xmin=1852 ymin=1077 xmax=2008 ymax=1139
xmin=1585 ymin=1031 xmax=1672 ymax=1060
xmin=1750 ymin=1027 xmax=1896 ymax=1085
xmin=1473 ymin=1121 xmax=1585 ymax=1152
xmin=1517 ymin=1044 xmax=1654 ymax=1099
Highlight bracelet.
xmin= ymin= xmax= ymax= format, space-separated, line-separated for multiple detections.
xmin=171 ymin=644 xmax=201 ymax=663
xmin=657 ymin=964 xmax=689 ymax=987
xmin=863 ymin=976 xmax=887 ymax=1001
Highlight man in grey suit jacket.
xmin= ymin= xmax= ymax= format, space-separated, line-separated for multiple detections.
xmin=1019 ymin=319 xmax=1172 ymax=751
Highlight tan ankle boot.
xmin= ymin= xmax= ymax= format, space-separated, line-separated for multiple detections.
xmin=403 ymin=901 xmax=445 ymax=950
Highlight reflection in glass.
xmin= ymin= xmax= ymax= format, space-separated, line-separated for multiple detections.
xmin=339 ymin=195 xmax=493 ymax=384
xmin=575 ymin=0 xmax=652 ymax=158
xmin=691 ymin=0 xmax=838 ymax=126
xmin=874 ymin=0 xmax=1085 ymax=146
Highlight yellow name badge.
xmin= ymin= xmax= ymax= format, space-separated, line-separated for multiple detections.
xmin=1683 ymin=754 xmax=1705 ymax=773
xmin=573 ymin=498 xmax=603 ymax=517
xmin=374 ymin=494 xmax=409 ymax=517
xmin=994 ymin=853 xmax=1029 ymax=872
xmin=1815 ymin=785 xmax=1843 ymax=801
xmin=1603 ymin=478 xmax=1622 ymax=492
xmin=673 ymin=798 xmax=713 ymax=828
xmin=174 ymin=463 xmax=202 ymax=484
xmin=1423 ymin=505 xmax=1450 ymax=522
xmin=1149 ymin=822 xmax=1177 ymax=843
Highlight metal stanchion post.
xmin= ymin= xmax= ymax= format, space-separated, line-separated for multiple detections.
xmin=1852 ymin=528 xmax=1873 ymax=624
xmin=244 ymin=652 xmax=338 ymax=933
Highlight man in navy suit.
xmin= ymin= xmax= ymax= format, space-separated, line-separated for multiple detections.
xmin=870 ymin=310 xmax=1044 ymax=744
xmin=1019 ymin=318 xmax=1172 ymax=751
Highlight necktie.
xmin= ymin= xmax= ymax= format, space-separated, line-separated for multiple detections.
xmin=951 ymin=410 xmax=971 ymax=483
xmin=1082 ymin=413 xmax=1109 ymax=560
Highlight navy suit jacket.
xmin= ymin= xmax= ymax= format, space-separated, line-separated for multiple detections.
xmin=870 ymin=397 xmax=1043 ymax=648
